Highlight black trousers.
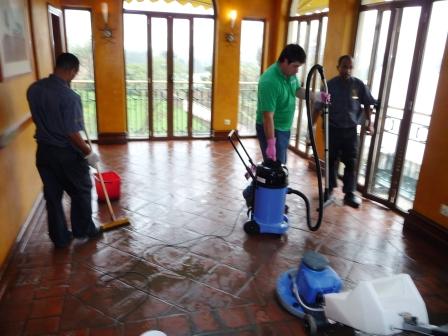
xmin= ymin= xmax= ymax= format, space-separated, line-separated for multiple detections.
xmin=36 ymin=143 xmax=96 ymax=246
xmin=328 ymin=126 xmax=359 ymax=194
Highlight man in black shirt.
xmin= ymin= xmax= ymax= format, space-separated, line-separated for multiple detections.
xmin=315 ymin=55 xmax=376 ymax=208
xmin=27 ymin=53 xmax=101 ymax=248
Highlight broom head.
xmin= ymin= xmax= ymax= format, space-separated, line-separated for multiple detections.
xmin=100 ymin=217 xmax=131 ymax=231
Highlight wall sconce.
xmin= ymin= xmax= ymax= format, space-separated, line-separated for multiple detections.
xmin=100 ymin=2 xmax=113 ymax=38
xmin=224 ymin=10 xmax=237 ymax=43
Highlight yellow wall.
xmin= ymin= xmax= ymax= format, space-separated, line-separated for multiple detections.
xmin=0 ymin=0 xmax=61 ymax=266
xmin=212 ymin=0 xmax=290 ymax=133
xmin=413 ymin=45 xmax=448 ymax=228
xmin=322 ymin=0 xmax=359 ymax=78
xmin=30 ymin=0 xmax=56 ymax=78
xmin=93 ymin=1 xmax=127 ymax=134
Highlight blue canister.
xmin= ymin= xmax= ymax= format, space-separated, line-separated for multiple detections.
xmin=296 ymin=251 xmax=342 ymax=306
xmin=253 ymin=160 xmax=289 ymax=234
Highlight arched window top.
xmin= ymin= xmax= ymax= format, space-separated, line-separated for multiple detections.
xmin=290 ymin=0 xmax=329 ymax=16
xmin=123 ymin=0 xmax=214 ymax=15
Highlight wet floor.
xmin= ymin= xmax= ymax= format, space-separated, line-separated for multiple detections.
xmin=1 ymin=140 xmax=447 ymax=335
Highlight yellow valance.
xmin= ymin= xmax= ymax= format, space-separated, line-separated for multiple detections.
xmin=124 ymin=0 xmax=331 ymax=15
xmin=296 ymin=0 xmax=329 ymax=15
xmin=124 ymin=0 xmax=213 ymax=9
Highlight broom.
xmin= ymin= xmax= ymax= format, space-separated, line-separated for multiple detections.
xmin=84 ymin=129 xmax=130 ymax=231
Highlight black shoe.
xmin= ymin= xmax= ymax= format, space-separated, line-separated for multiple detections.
xmin=74 ymin=226 xmax=102 ymax=239
xmin=54 ymin=232 xmax=73 ymax=248
xmin=344 ymin=192 xmax=361 ymax=208
xmin=325 ymin=189 xmax=335 ymax=202
xmin=86 ymin=226 xmax=103 ymax=239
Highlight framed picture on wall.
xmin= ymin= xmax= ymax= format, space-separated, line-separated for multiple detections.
xmin=0 ymin=0 xmax=33 ymax=81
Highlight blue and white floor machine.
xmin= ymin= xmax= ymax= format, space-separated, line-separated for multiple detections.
xmin=277 ymin=250 xmax=448 ymax=335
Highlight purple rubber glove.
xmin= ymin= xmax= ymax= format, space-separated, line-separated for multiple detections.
xmin=321 ymin=92 xmax=331 ymax=104
xmin=266 ymin=138 xmax=276 ymax=161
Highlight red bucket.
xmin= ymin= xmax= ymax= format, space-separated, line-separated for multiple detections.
xmin=94 ymin=171 xmax=121 ymax=201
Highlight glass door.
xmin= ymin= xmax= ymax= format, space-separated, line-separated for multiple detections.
xmin=64 ymin=9 xmax=98 ymax=139
xmin=353 ymin=0 xmax=448 ymax=211
xmin=124 ymin=11 xmax=214 ymax=139
xmin=395 ymin=0 xmax=448 ymax=209
xmin=238 ymin=19 xmax=264 ymax=136
xmin=237 ymin=19 xmax=265 ymax=136
xmin=287 ymin=14 xmax=328 ymax=155
xmin=354 ymin=9 xmax=390 ymax=187
xmin=151 ymin=17 xmax=169 ymax=137
xmin=124 ymin=14 xmax=148 ymax=138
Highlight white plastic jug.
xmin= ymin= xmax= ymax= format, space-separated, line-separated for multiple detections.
xmin=324 ymin=274 xmax=428 ymax=335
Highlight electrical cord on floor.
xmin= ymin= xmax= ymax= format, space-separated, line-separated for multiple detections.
xmin=96 ymin=204 xmax=247 ymax=285
xmin=70 ymin=204 xmax=248 ymax=322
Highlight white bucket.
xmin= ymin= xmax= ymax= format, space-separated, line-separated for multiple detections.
xmin=140 ymin=331 xmax=167 ymax=336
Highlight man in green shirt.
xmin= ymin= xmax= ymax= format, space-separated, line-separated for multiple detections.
xmin=255 ymin=44 xmax=306 ymax=163
xmin=243 ymin=44 xmax=306 ymax=207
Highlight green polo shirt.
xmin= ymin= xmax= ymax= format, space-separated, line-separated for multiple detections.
xmin=256 ymin=62 xmax=300 ymax=131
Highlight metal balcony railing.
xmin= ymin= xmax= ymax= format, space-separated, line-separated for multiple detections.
xmin=238 ymin=82 xmax=258 ymax=136
xmin=72 ymin=79 xmax=259 ymax=139
xmin=369 ymin=107 xmax=429 ymax=206
xmin=71 ymin=80 xmax=97 ymax=139
xmin=126 ymin=80 xmax=212 ymax=138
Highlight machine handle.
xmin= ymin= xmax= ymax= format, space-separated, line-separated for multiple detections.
xmin=228 ymin=129 xmax=257 ymax=180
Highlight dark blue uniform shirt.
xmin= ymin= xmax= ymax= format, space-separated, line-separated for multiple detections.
xmin=326 ymin=76 xmax=376 ymax=128
xmin=27 ymin=74 xmax=84 ymax=148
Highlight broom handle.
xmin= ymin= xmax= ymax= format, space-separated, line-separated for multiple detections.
xmin=83 ymin=130 xmax=117 ymax=222
xmin=95 ymin=163 xmax=117 ymax=221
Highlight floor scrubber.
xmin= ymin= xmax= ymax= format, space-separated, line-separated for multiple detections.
xmin=277 ymin=250 xmax=448 ymax=335
xmin=229 ymin=64 xmax=332 ymax=235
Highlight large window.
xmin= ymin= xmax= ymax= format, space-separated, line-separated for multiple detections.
xmin=353 ymin=0 xmax=448 ymax=211
xmin=123 ymin=0 xmax=215 ymax=139
xmin=237 ymin=19 xmax=265 ymax=136
xmin=64 ymin=9 xmax=97 ymax=139
xmin=287 ymin=13 xmax=328 ymax=154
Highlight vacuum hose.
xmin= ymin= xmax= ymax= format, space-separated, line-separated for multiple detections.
xmin=288 ymin=64 xmax=328 ymax=231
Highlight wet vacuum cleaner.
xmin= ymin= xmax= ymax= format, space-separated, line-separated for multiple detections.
xmin=228 ymin=65 xmax=338 ymax=235
xmin=277 ymin=251 xmax=448 ymax=335
xmin=228 ymin=130 xmax=325 ymax=235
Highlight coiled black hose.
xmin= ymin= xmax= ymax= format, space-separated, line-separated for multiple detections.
xmin=288 ymin=64 xmax=329 ymax=231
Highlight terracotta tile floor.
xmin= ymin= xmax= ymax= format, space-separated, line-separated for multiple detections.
xmin=1 ymin=140 xmax=447 ymax=336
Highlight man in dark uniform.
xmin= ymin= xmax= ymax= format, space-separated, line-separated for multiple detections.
xmin=315 ymin=55 xmax=376 ymax=208
xmin=27 ymin=53 xmax=101 ymax=248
